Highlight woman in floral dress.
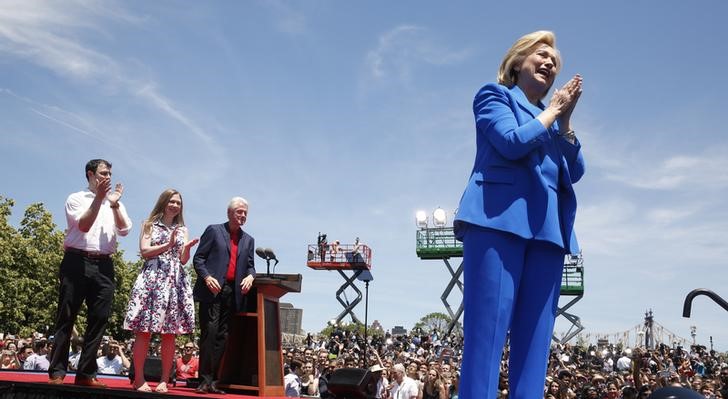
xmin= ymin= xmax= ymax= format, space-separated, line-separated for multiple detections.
xmin=124 ymin=189 xmax=199 ymax=393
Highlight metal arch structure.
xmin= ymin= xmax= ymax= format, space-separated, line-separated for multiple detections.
xmin=307 ymin=241 xmax=372 ymax=325
xmin=415 ymin=226 xmax=586 ymax=343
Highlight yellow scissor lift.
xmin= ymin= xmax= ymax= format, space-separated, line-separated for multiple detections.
xmin=416 ymin=226 xmax=585 ymax=342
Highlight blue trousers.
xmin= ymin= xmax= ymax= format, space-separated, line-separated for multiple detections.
xmin=459 ymin=226 xmax=564 ymax=399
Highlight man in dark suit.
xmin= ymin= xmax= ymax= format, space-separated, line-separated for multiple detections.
xmin=193 ymin=197 xmax=256 ymax=394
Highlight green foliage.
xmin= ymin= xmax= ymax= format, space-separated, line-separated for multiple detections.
xmin=413 ymin=312 xmax=462 ymax=336
xmin=319 ymin=321 xmax=384 ymax=339
xmin=0 ymin=195 xmax=144 ymax=340
xmin=106 ymin=251 xmax=142 ymax=341
xmin=0 ymin=197 xmax=64 ymax=336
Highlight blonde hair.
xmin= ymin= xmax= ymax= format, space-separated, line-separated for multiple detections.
xmin=142 ymin=189 xmax=185 ymax=235
xmin=497 ymin=31 xmax=561 ymax=89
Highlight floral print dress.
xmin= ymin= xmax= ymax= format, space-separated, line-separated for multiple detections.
xmin=124 ymin=221 xmax=195 ymax=334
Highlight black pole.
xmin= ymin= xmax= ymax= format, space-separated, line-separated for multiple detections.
xmin=364 ymin=280 xmax=369 ymax=368
xmin=683 ymin=289 xmax=728 ymax=317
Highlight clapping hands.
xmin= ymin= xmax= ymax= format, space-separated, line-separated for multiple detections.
xmin=549 ymin=74 xmax=582 ymax=119
xmin=184 ymin=238 xmax=200 ymax=250
xmin=107 ymin=183 xmax=124 ymax=204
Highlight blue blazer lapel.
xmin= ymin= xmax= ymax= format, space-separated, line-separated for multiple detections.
xmin=509 ymin=85 xmax=545 ymax=120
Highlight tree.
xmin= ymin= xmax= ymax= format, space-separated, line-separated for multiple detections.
xmin=107 ymin=251 xmax=142 ymax=341
xmin=0 ymin=195 xmax=145 ymax=340
xmin=413 ymin=312 xmax=463 ymax=336
xmin=0 ymin=197 xmax=64 ymax=336
xmin=319 ymin=321 xmax=384 ymax=339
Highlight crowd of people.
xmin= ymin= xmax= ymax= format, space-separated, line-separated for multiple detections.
xmin=1 ymin=332 xmax=190 ymax=379
xmin=3 ymin=328 xmax=728 ymax=399
xmin=280 ymin=329 xmax=728 ymax=399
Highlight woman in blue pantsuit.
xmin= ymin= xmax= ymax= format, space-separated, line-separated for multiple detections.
xmin=453 ymin=31 xmax=584 ymax=399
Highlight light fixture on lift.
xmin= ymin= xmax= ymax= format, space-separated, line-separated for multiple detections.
xmin=415 ymin=210 xmax=428 ymax=228
xmin=433 ymin=207 xmax=447 ymax=227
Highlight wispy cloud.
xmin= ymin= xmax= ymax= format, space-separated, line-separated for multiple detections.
xmin=1 ymin=87 xmax=118 ymax=146
xmin=0 ymin=0 xmax=227 ymax=171
xmin=260 ymin=0 xmax=308 ymax=35
xmin=364 ymin=25 xmax=473 ymax=84
xmin=603 ymin=152 xmax=728 ymax=190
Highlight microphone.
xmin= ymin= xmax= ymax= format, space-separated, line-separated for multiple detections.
xmin=255 ymin=247 xmax=267 ymax=260
xmin=263 ymin=248 xmax=278 ymax=262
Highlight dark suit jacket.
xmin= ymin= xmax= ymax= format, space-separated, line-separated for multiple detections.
xmin=193 ymin=222 xmax=256 ymax=312
xmin=454 ymin=83 xmax=585 ymax=253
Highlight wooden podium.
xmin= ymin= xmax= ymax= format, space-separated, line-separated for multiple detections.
xmin=217 ymin=274 xmax=302 ymax=396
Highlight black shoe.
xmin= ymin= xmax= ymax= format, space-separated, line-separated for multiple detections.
xmin=209 ymin=382 xmax=226 ymax=395
xmin=195 ymin=383 xmax=210 ymax=394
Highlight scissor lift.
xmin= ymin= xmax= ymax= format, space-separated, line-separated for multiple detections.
xmin=554 ymin=253 xmax=585 ymax=343
xmin=415 ymin=227 xmax=585 ymax=342
xmin=416 ymin=227 xmax=464 ymax=336
xmin=307 ymin=241 xmax=372 ymax=325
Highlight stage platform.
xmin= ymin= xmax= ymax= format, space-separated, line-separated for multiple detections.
xmin=0 ymin=370 xmax=288 ymax=399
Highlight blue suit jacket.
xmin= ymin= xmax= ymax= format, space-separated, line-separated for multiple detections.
xmin=454 ymin=83 xmax=585 ymax=253
xmin=193 ymin=222 xmax=256 ymax=312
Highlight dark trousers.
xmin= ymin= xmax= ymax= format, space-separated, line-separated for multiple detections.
xmin=48 ymin=252 xmax=115 ymax=379
xmin=198 ymin=282 xmax=234 ymax=386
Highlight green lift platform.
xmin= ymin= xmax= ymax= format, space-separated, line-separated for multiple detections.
xmin=416 ymin=226 xmax=585 ymax=342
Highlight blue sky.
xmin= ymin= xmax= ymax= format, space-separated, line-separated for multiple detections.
xmin=2 ymin=0 xmax=728 ymax=350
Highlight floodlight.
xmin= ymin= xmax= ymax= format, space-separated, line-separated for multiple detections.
xmin=433 ymin=207 xmax=447 ymax=227
xmin=415 ymin=210 xmax=428 ymax=228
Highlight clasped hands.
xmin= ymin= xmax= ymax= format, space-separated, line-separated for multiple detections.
xmin=549 ymin=74 xmax=582 ymax=123
xmin=205 ymin=274 xmax=254 ymax=296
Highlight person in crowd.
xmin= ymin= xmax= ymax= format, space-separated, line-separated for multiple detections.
xmin=1 ymin=349 xmax=20 ymax=369
xmin=301 ymin=360 xmax=319 ymax=396
xmin=48 ymin=159 xmax=132 ymax=388
xmin=176 ymin=342 xmax=199 ymax=381
xmin=441 ymin=371 xmax=457 ymax=399
xmin=423 ymin=367 xmax=447 ymax=399
xmin=17 ymin=345 xmax=33 ymax=369
xmin=604 ymin=381 xmax=620 ymax=399
xmin=5 ymin=342 xmax=18 ymax=353
xmin=96 ymin=341 xmax=129 ymax=375
xmin=370 ymin=364 xmax=389 ymax=399
xmin=391 ymin=363 xmax=419 ymax=399
xmin=453 ymin=31 xmax=584 ymax=399
xmin=621 ymin=386 xmax=639 ymax=399
xmin=284 ymin=359 xmax=303 ymax=397
xmin=68 ymin=338 xmax=83 ymax=371
xmin=23 ymin=340 xmax=50 ymax=371
xmin=617 ymin=351 xmax=632 ymax=372
xmin=546 ymin=379 xmax=566 ymax=399
xmin=123 ymin=189 xmax=199 ymax=393
xmin=318 ymin=360 xmax=336 ymax=399
xmin=193 ymin=197 xmax=256 ymax=395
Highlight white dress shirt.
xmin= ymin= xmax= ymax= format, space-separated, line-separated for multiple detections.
xmin=63 ymin=189 xmax=132 ymax=254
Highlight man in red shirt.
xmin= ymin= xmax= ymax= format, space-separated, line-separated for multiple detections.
xmin=193 ymin=197 xmax=256 ymax=394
